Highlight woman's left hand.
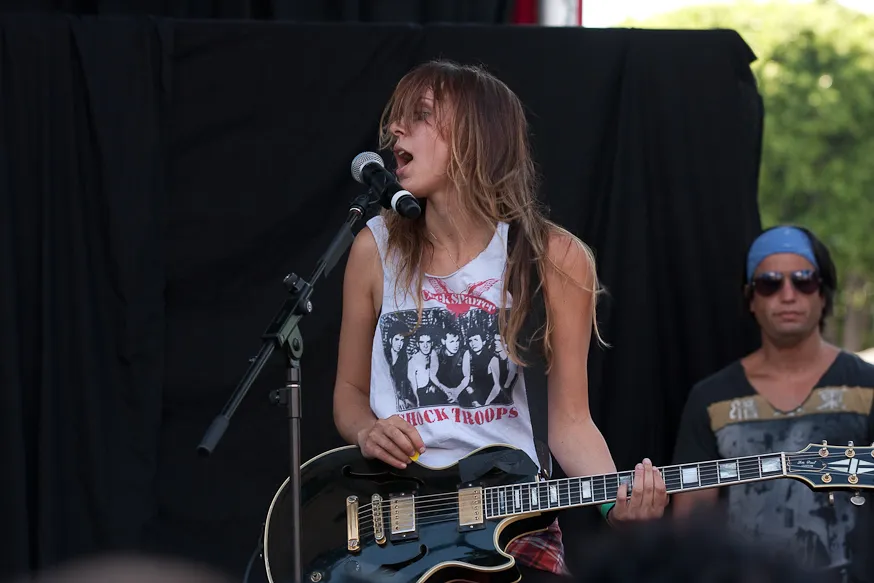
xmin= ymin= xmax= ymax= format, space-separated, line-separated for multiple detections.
xmin=608 ymin=458 xmax=669 ymax=524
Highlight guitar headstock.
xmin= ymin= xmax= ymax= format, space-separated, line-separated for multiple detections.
xmin=786 ymin=441 xmax=874 ymax=504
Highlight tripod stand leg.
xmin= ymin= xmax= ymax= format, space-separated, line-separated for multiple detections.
xmin=287 ymin=364 xmax=303 ymax=583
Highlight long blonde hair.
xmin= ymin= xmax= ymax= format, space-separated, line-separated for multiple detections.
xmin=377 ymin=60 xmax=604 ymax=368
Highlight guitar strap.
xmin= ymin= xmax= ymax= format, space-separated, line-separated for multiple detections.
xmin=507 ymin=221 xmax=553 ymax=479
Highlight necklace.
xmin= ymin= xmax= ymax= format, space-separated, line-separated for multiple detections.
xmin=428 ymin=230 xmax=462 ymax=271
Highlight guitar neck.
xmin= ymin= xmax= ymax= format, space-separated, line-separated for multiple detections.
xmin=483 ymin=452 xmax=786 ymax=519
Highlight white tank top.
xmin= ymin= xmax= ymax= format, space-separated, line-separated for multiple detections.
xmin=367 ymin=215 xmax=539 ymax=469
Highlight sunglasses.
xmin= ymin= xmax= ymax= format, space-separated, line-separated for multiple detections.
xmin=750 ymin=270 xmax=821 ymax=297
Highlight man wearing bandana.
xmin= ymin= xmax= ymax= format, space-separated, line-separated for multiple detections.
xmin=671 ymin=226 xmax=874 ymax=583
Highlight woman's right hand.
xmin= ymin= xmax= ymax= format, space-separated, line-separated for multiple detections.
xmin=357 ymin=415 xmax=426 ymax=469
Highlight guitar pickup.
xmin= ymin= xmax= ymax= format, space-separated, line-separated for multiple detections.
xmin=389 ymin=491 xmax=418 ymax=542
xmin=457 ymin=485 xmax=485 ymax=531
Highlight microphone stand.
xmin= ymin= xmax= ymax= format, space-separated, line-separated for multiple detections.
xmin=197 ymin=190 xmax=376 ymax=583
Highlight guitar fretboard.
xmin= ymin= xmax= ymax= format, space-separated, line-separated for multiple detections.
xmin=483 ymin=452 xmax=785 ymax=519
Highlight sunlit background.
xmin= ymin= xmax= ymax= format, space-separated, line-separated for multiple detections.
xmin=582 ymin=0 xmax=872 ymax=27
xmin=577 ymin=0 xmax=874 ymax=360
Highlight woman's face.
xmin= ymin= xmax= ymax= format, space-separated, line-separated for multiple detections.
xmin=388 ymin=89 xmax=451 ymax=199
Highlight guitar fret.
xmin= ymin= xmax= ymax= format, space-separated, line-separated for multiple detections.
xmin=549 ymin=480 xmax=570 ymax=508
xmin=593 ymin=475 xmax=606 ymax=502
xmin=518 ymin=485 xmax=529 ymax=513
xmin=569 ymin=478 xmax=579 ymax=505
xmin=543 ymin=482 xmax=553 ymax=509
xmin=699 ymin=462 xmax=719 ymax=487
xmin=581 ymin=477 xmax=592 ymax=501
xmin=739 ymin=457 xmax=761 ymax=481
xmin=663 ymin=466 xmax=681 ymax=492
xmin=760 ymin=454 xmax=783 ymax=477
xmin=680 ymin=464 xmax=700 ymax=489
xmin=619 ymin=471 xmax=632 ymax=494
xmin=603 ymin=471 xmax=632 ymax=500
xmin=718 ymin=459 xmax=739 ymax=483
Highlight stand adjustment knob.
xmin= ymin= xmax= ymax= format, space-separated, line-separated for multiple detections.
xmin=284 ymin=273 xmax=304 ymax=293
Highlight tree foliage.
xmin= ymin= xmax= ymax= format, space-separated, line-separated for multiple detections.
xmin=625 ymin=0 xmax=874 ymax=347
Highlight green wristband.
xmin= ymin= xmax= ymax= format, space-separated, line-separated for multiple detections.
xmin=599 ymin=502 xmax=615 ymax=520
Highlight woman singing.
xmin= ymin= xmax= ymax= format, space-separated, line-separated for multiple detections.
xmin=333 ymin=60 xmax=668 ymax=581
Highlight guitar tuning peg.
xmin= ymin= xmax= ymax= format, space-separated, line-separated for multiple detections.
xmin=848 ymin=441 xmax=855 ymax=447
xmin=828 ymin=493 xmax=835 ymax=506
xmin=851 ymin=491 xmax=865 ymax=507
xmin=822 ymin=440 xmax=828 ymax=445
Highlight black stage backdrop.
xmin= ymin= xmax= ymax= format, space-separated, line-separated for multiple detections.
xmin=0 ymin=0 xmax=515 ymax=23
xmin=0 ymin=15 xmax=763 ymax=580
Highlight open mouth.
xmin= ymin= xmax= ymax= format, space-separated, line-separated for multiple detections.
xmin=394 ymin=148 xmax=414 ymax=169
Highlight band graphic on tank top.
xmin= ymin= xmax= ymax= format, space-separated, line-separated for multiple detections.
xmin=378 ymin=277 xmax=520 ymax=414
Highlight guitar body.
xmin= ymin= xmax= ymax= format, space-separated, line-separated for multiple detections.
xmin=264 ymin=444 xmax=557 ymax=583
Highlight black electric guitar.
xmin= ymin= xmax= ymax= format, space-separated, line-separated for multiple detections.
xmin=263 ymin=441 xmax=874 ymax=583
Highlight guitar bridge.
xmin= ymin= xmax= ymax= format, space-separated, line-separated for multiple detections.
xmin=457 ymin=485 xmax=485 ymax=531
xmin=372 ymin=493 xmax=386 ymax=545
xmin=346 ymin=495 xmax=360 ymax=552
xmin=389 ymin=492 xmax=418 ymax=542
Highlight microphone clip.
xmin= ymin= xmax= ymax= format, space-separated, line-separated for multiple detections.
xmin=349 ymin=189 xmax=378 ymax=217
xmin=348 ymin=189 xmax=379 ymax=221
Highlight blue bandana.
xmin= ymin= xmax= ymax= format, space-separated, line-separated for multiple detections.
xmin=746 ymin=226 xmax=818 ymax=281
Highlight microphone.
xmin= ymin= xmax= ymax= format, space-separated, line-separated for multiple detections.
xmin=351 ymin=152 xmax=422 ymax=219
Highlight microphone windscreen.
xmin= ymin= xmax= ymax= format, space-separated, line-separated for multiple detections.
xmin=351 ymin=152 xmax=384 ymax=184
